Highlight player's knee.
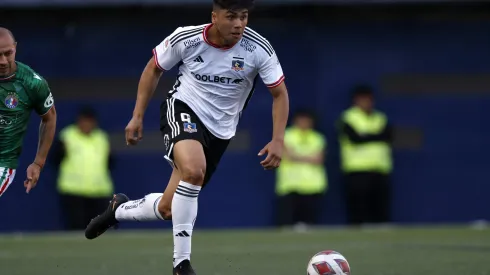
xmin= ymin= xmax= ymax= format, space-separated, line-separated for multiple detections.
xmin=179 ymin=164 xmax=205 ymax=186
xmin=157 ymin=199 xmax=172 ymax=220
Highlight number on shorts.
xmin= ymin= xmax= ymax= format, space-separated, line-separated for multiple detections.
xmin=181 ymin=113 xmax=192 ymax=123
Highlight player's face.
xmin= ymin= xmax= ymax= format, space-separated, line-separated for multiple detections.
xmin=0 ymin=37 xmax=16 ymax=77
xmin=213 ymin=9 xmax=248 ymax=45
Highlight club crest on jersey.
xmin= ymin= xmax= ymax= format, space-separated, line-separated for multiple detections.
xmin=231 ymin=57 xmax=245 ymax=71
xmin=4 ymin=93 xmax=18 ymax=109
xmin=183 ymin=122 xmax=197 ymax=133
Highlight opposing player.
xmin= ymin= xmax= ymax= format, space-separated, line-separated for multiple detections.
xmin=85 ymin=0 xmax=289 ymax=274
xmin=0 ymin=28 xmax=57 ymax=197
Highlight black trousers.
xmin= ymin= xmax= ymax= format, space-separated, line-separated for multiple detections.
xmin=276 ymin=193 xmax=323 ymax=226
xmin=344 ymin=172 xmax=391 ymax=225
xmin=60 ymin=194 xmax=111 ymax=230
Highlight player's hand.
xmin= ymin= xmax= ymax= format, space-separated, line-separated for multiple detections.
xmin=125 ymin=117 xmax=143 ymax=145
xmin=24 ymin=163 xmax=41 ymax=194
xmin=258 ymin=139 xmax=284 ymax=170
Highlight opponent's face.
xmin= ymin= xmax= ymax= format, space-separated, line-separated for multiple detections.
xmin=0 ymin=36 xmax=16 ymax=77
xmin=212 ymin=8 xmax=248 ymax=45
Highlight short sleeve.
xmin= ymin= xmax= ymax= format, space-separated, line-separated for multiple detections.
xmin=34 ymin=78 xmax=54 ymax=116
xmin=258 ymin=50 xmax=285 ymax=89
xmin=153 ymin=28 xmax=184 ymax=71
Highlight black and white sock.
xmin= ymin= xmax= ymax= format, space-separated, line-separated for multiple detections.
xmin=172 ymin=181 xmax=200 ymax=267
xmin=115 ymin=193 xmax=164 ymax=221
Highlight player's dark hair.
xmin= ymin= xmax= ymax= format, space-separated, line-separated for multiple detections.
xmin=213 ymin=0 xmax=255 ymax=11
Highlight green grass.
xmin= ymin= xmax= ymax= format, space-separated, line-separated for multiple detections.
xmin=1 ymin=226 xmax=490 ymax=275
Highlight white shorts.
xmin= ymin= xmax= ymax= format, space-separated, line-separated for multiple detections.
xmin=0 ymin=167 xmax=16 ymax=197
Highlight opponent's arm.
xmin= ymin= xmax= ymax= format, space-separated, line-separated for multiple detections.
xmin=126 ymin=31 xmax=182 ymax=145
xmin=269 ymin=82 xmax=289 ymax=143
xmin=34 ymin=106 xmax=57 ymax=168
xmin=132 ymin=58 xmax=163 ymax=119
xmin=258 ymin=81 xmax=289 ymax=170
xmin=256 ymin=43 xmax=289 ymax=169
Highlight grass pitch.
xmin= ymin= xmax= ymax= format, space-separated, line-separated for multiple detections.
xmin=1 ymin=225 xmax=489 ymax=275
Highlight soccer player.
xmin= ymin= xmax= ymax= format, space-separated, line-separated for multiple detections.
xmin=84 ymin=0 xmax=289 ymax=274
xmin=0 ymin=28 xmax=57 ymax=197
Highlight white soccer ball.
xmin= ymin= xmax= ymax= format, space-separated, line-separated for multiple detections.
xmin=307 ymin=250 xmax=351 ymax=275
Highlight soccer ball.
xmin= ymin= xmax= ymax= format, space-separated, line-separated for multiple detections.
xmin=306 ymin=250 xmax=351 ymax=275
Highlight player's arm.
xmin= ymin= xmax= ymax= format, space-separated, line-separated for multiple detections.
xmin=35 ymin=106 xmax=57 ymax=168
xmin=268 ymin=82 xmax=289 ymax=144
xmin=126 ymin=31 xmax=183 ymax=144
xmin=257 ymin=47 xmax=289 ymax=169
xmin=133 ymin=34 xmax=183 ymax=119
xmin=33 ymin=80 xmax=56 ymax=169
xmin=261 ymin=50 xmax=289 ymax=144
xmin=132 ymin=58 xmax=163 ymax=119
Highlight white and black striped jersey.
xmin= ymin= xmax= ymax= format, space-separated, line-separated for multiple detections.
xmin=153 ymin=23 xmax=285 ymax=139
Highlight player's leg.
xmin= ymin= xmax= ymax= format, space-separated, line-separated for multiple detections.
xmin=84 ymin=168 xmax=181 ymax=239
xmin=0 ymin=168 xmax=15 ymax=197
xmin=0 ymin=168 xmax=16 ymax=197
xmin=170 ymin=139 xmax=206 ymax=271
xmin=84 ymin=99 xmax=186 ymax=239
xmin=158 ymin=168 xmax=181 ymax=219
xmin=171 ymin=121 xmax=230 ymax=274
xmin=113 ymin=168 xmax=180 ymax=222
xmin=105 ymin=97 xmax=187 ymax=224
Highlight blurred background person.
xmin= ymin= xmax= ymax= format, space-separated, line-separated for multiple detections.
xmin=51 ymin=106 xmax=115 ymax=230
xmin=338 ymin=85 xmax=393 ymax=226
xmin=275 ymin=109 xmax=327 ymax=230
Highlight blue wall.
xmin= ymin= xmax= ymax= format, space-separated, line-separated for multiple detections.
xmin=1 ymin=8 xmax=490 ymax=231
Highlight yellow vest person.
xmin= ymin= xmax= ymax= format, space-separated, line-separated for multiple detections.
xmin=276 ymin=127 xmax=327 ymax=196
xmin=338 ymin=85 xmax=392 ymax=225
xmin=339 ymin=106 xmax=392 ymax=174
xmin=53 ymin=107 xmax=115 ymax=230
xmin=57 ymin=124 xmax=114 ymax=197
xmin=275 ymin=110 xmax=327 ymax=227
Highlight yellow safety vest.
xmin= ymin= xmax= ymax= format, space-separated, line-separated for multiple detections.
xmin=339 ymin=107 xmax=392 ymax=174
xmin=57 ymin=125 xmax=114 ymax=197
xmin=276 ymin=127 xmax=327 ymax=196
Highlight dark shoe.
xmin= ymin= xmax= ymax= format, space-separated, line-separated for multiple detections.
xmin=84 ymin=193 xmax=129 ymax=240
xmin=173 ymin=259 xmax=196 ymax=275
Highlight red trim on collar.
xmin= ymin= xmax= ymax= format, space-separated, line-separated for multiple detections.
xmin=203 ymin=24 xmax=238 ymax=50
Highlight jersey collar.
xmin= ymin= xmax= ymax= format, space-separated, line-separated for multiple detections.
xmin=0 ymin=73 xmax=15 ymax=81
xmin=0 ymin=62 xmax=17 ymax=81
xmin=203 ymin=24 xmax=237 ymax=50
